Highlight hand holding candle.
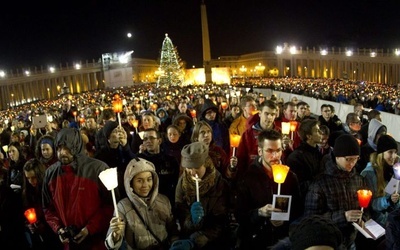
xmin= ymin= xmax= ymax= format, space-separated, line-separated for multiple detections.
xmin=357 ymin=189 xmax=372 ymax=212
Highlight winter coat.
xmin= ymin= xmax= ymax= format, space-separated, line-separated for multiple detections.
xmin=359 ymin=119 xmax=386 ymax=172
xmin=286 ymin=141 xmax=323 ymax=203
xmin=200 ymin=99 xmax=230 ymax=155
xmin=42 ymin=128 xmax=114 ymax=250
xmin=95 ymin=143 xmax=135 ymax=200
xmin=386 ymin=208 xmax=400 ymax=249
xmin=175 ymin=158 xmax=229 ymax=248
xmin=35 ymin=134 xmax=58 ymax=169
xmin=360 ymin=163 xmax=400 ymax=227
xmin=304 ymin=153 xmax=367 ymax=249
xmin=235 ymin=157 xmax=302 ymax=249
xmin=105 ymin=158 xmax=179 ymax=250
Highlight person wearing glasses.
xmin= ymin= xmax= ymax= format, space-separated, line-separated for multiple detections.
xmin=137 ymin=128 xmax=179 ymax=209
xmin=235 ymin=129 xmax=301 ymax=249
xmin=304 ymin=134 xmax=367 ymax=249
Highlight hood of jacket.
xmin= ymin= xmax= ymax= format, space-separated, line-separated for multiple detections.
xmin=124 ymin=157 xmax=159 ymax=205
xmin=200 ymin=99 xmax=219 ymax=119
xmin=55 ymin=128 xmax=84 ymax=156
xmin=367 ymin=119 xmax=386 ymax=149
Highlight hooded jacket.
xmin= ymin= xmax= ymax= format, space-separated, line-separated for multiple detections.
xmin=42 ymin=128 xmax=114 ymax=250
xmin=359 ymin=119 xmax=386 ymax=172
xmin=200 ymin=99 xmax=230 ymax=154
xmin=105 ymin=158 xmax=178 ymax=250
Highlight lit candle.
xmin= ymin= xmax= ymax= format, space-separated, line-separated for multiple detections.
xmin=190 ymin=110 xmax=197 ymax=118
xmin=195 ymin=174 xmax=200 ymax=202
xmin=357 ymin=189 xmax=372 ymax=212
xmin=281 ymin=122 xmax=291 ymax=135
xmin=72 ymin=111 xmax=77 ymax=122
xmin=132 ymin=119 xmax=139 ymax=134
xmin=112 ymin=97 xmax=123 ymax=128
xmin=221 ymin=102 xmax=228 ymax=110
xmin=272 ymin=164 xmax=290 ymax=195
xmin=393 ymin=163 xmax=400 ymax=194
xmin=24 ymin=208 xmax=37 ymax=224
xmin=290 ymin=121 xmax=297 ymax=140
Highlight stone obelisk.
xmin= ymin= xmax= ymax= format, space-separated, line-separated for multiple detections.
xmin=200 ymin=0 xmax=212 ymax=84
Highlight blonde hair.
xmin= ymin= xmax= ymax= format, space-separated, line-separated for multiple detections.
xmin=370 ymin=152 xmax=385 ymax=197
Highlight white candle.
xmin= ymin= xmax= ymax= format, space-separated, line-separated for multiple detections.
xmin=277 ymin=183 xmax=281 ymax=196
xmin=195 ymin=174 xmax=200 ymax=202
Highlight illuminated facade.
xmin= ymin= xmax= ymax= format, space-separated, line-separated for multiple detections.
xmin=1 ymin=46 xmax=400 ymax=110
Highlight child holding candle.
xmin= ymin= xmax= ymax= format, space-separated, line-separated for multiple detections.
xmin=171 ymin=142 xmax=229 ymax=249
xmin=105 ymin=157 xmax=179 ymax=250
xmin=361 ymin=135 xmax=400 ymax=227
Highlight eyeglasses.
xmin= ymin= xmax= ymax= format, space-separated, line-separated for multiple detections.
xmin=344 ymin=156 xmax=360 ymax=163
xmin=143 ymin=136 xmax=158 ymax=141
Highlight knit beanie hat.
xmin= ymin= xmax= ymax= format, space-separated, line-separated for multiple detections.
xmin=181 ymin=142 xmax=208 ymax=169
xmin=333 ymin=134 xmax=360 ymax=157
xmin=290 ymin=215 xmax=342 ymax=250
xmin=103 ymin=121 xmax=119 ymax=139
xmin=377 ymin=135 xmax=398 ymax=154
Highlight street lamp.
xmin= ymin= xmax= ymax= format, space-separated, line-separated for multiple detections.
xmin=255 ymin=63 xmax=265 ymax=77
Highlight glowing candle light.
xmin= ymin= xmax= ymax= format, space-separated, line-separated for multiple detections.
xmin=132 ymin=119 xmax=139 ymax=133
xmin=221 ymin=102 xmax=228 ymax=110
xmin=393 ymin=163 xmax=400 ymax=194
xmin=357 ymin=189 xmax=372 ymax=212
xmin=190 ymin=110 xmax=197 ymax=118
xmin=112 ymin=97 xmax=123 ymax=128
xmin=24 ymin=208 xmax=37 ymax=224
xmin=272 ymin=164 xmax=290 ymax=195
xmin=72 ymin=111 xmax=77 ymax=122
xmin=290 ymin=121 xmax=297 ymax=140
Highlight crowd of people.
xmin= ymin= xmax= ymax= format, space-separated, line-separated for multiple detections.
xmin=0 ymin=77 xmax=399 ymax=250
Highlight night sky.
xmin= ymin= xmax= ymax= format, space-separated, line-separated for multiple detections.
xmin=1 ymin=0 xmax=399 ymax=71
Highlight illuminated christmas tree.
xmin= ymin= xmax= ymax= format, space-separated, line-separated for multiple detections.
xmin=157 ymin=34 xmax=185 ymax=87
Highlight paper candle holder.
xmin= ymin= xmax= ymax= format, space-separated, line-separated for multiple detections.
xmin=281 ymin=122 xmax=291 ymax=135
xmin=272 ymin=164 xmax=290 ymax=184
xmin=24 ymin=208 xmax=37 ymax=224
xmin=357 ymin=189 xmax=372 ymax=211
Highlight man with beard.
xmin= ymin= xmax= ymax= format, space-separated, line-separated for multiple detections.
xmin=42 ymin=128 xmax=114 ymax=250
xmin=235 ymin=129 xmax=301 ymax=249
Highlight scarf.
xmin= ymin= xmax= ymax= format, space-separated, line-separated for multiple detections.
xmin=181 ymin=158 xmax=216 ymax=204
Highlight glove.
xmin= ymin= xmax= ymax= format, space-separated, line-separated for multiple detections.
xmin=109 ymin=217 xmax=125 ymax=242
xmin=190 ymin=201 xmax=204 ymax=225
xmin=170 ymin=239 xmax=194 ymax=250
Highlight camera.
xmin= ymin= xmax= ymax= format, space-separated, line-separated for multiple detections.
xmin=58 ymin=225 xmax=79 ymax=241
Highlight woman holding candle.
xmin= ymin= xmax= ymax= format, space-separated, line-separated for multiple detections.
xmin=360 ymin=134 xmax=400 ymax=227
xmin=105 ymin=157 xmax=179 ymax=250
xmin=22 ymin=158 xmax=62 ymax=249
xmin=171 ymin=142 xmax=230 ymax=249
